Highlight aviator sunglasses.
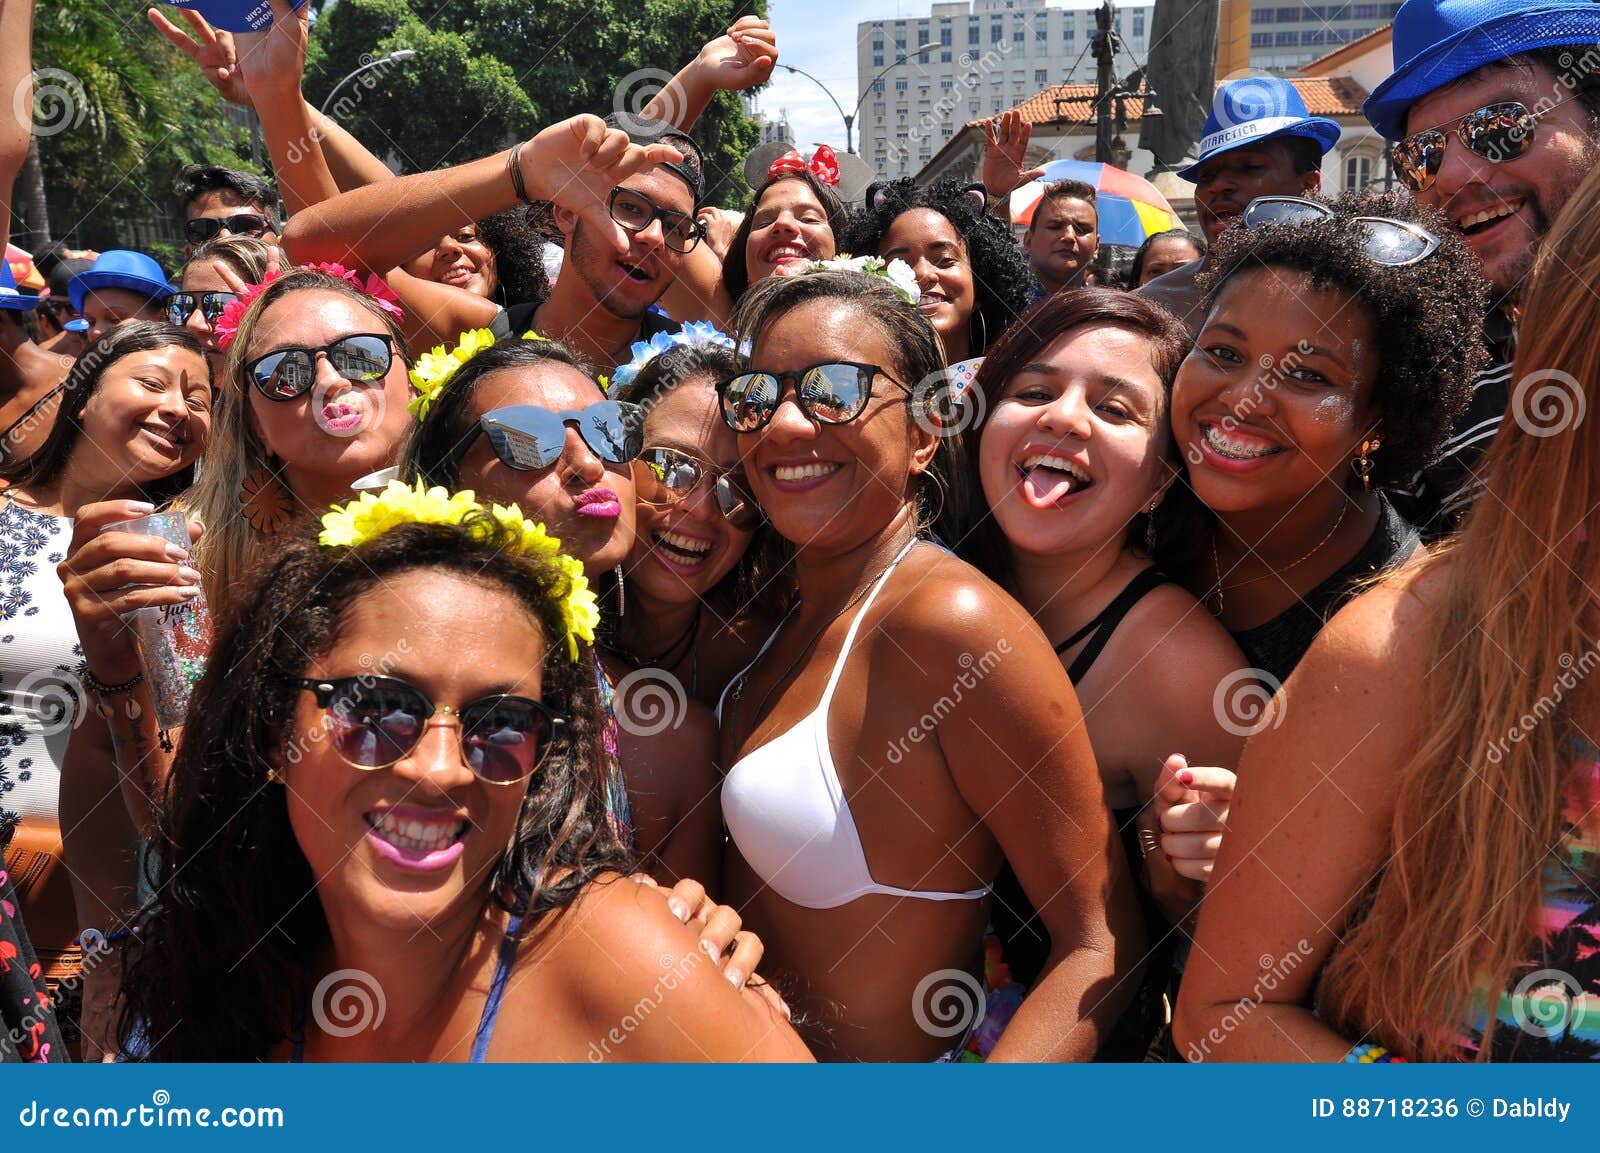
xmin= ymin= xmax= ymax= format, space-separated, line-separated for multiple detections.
xmin=634 ymin=446 xmax=762 ymax=530
xmin=477 ymin=400 xmax=645 ymax=471
xmin=244 ymin=334 xmax=394 ymax=401
xmin=717 ymin=361 xmax=911 ymax=433
xmin=294 ymin=675 xmax=568 ymax=783
xmin=1241 ymin=196 xmax=1441 ymax=266
xmin=1388 ymin=98 xmax=1577 ymax=194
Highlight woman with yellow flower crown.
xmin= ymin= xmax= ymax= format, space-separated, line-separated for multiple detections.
xmin=402 ymin=330 xmax=725 ymax=896
xmin=110 ymin=483 xmax=808 ymax=1062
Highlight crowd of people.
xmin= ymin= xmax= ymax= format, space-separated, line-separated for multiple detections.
xmin=0 ymin=0 xmax=1597 ymax=1063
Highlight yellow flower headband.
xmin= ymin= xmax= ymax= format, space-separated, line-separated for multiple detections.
xmin=319 ymin=480 xmax=600 ymax=660
xmin=406 ymin=328 xmax=553 ymax=420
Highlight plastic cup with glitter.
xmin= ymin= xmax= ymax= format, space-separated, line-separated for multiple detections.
xmin=99 ymin=512 xmax=212 ymax=729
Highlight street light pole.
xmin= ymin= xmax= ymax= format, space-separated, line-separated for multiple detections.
xmin=776 ymin=42 xmax=940 ymax=155
xmin=321 ymin=50 xmax=419 ymax=116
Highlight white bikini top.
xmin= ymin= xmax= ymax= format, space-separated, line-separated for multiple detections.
xmin=717 ymin=539 xmax=993 ymax=910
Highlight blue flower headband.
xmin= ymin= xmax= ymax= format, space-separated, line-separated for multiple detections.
xmin=609 ymin=321 xmax=737 ymax=389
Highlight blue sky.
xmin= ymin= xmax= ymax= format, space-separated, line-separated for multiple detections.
xmin=759 ymin=0 xmax=1113 ymax=156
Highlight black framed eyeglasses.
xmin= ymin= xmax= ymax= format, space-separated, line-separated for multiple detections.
xmin=163 ymin=291 xmax=237 ymax=328
xmin=1241 ymin=196 xmax=1441 ymax=267
xmin=478 ymin=400 xmax=645 ymax=471
xmin=1388 ymin=98 xmax=1575 ymax=194
xmin=184 ymin=213 xmax=272 ymax=244
xmin=294 ymin=675 xmax=568 ymax=784
xmin=609 ymin=187 xmax=703 ymax=254
xmin=244 ymin=334 xmax=394 ymax=401
xmin=633 ymin=446 xmax=762 ymax=530
xmin=717 ymin=361 xmax=910 ymax=433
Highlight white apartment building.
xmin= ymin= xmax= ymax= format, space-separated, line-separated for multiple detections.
xmin=1248 ymin=1 xmax=1405 ymax=71
xmin=858 ymin=0 xmax=1156 ymax=181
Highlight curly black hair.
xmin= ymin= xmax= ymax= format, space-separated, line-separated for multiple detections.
xmin=1196 ymin=189 xmax=1488 ymax=484
xmin=478 ymin=205 xmax=553 ymax=311
xmin=116 ymin=518 xmax=622 ymax=1061
xmin=839 ymin=178 xmax=1031 ymax=357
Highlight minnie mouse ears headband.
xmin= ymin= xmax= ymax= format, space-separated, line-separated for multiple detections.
xmin=743 ymin=141 xmax=876 ymax=203
xmin=863 ymin=181 xmax=988 ymax=218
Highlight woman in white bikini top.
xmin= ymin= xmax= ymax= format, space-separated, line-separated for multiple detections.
xmin=715 ymin=266 xmax=1145 ymax=1062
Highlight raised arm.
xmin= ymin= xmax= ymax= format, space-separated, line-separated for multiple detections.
xmin=1 ymin=0 xmax=37 ymax=244
xmin=234 ymin=0 xmax=338 ymax=215
xmin=912 ymin=578 xmax=1145 ymax=1061
xmin=641 ymin=16 xmax=777 ymax=133
xmin=283 ymin=115 xmax=681 ymax=274
xmin=1171 ymin=581 xmax=1428 ymax=1061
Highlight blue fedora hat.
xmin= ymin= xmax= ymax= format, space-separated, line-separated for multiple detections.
xmin=68 ymin=250 xmax=175 ymax=313
xmin=161 ymin=0 xmax=308 ymax=35
xmin=0 ymin=260 xmax=41 ymax=312
xmin=1366 ymin=0 xmax=1600 ymax=139
xmin=1179 ymin=75 xmax=1342 ymax=181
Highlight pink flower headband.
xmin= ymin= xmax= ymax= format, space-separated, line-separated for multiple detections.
xmin=213 ymin=262 xmax=405 ymax=351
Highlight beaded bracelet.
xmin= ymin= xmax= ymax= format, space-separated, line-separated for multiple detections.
xmin=82 ymin=666 xmax=144 ymax=697
xmin=1344 ymin=1042 xmax=1408 ymax=1063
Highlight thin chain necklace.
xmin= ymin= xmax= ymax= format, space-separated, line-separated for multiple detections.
xmin=727 ymin=535 xmax=916 ymax=749
xmin=1208 ymin=498 xmax=1351 ymax=616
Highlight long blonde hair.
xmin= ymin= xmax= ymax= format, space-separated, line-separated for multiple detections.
xmin=1317 ymin=166 xmax=1600 ymax=1060
xmin=186 ymin=268 xmax=410 ymax=610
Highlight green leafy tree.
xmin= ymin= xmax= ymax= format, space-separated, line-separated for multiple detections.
xmin=305 ymin=0 xmax=765 ymax=207
xmin=27 ymin=0 xmax=259 ymax=256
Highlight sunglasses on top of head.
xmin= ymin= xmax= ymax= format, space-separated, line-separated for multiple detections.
xmin=295 ymin=675 xmax=567 ymax=784
xmin=184 ymin=213 xmax=273 ymax=244
xmin=476 ymin=400 xmax=645 ymax=471
xmin=1241 ymin=196 xmax=1441 ymax=266
xmin=244 ymin=334 xmax=395 ymax=401
xmin=717 ymin=361 xmax=911 ymax=433
xmin=163 ymin=291 xmax=238 ymax=328
xmin=633 ymin=446 xmax=762 ymax=530
xmin=1387 ymin=97 xmax=1581 ymax=194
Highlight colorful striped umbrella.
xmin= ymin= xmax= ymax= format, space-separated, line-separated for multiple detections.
xmin=1008 ymin=159 xmax=1180 ymax=247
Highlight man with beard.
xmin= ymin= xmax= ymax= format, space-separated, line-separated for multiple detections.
xmin=1139 ymin=76 xmax=1339 ymax=334
xmin=499 ymin=116 xmax=704 ymax=366
xmin=1365 ymin=0 xmax=1600 ymax=537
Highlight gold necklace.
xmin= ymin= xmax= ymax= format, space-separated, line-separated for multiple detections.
xmin=1209 ymin=498 xmax=1352 ymax=615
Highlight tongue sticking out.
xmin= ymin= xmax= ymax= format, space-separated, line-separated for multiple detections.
xmin=1022 ymin=464 xmax=1083 ymax=508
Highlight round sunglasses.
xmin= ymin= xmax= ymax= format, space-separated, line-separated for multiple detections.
xmin=294 ymin=675 xmax=567 ymax=784
xmin=1388 ymin=98 xmax=1574 ymax=194
xmin=244 ymin=334 xmax=394 ymax=401
xmin=163 ymin=290 xmax=237 ymax=328
xmin=477 ymin=401 xmax=644 ymax=471
xmin=1241 ymin=196 xmax=1441 ymax=266
xmin=634 ymin=446 xmax=762 ymax=530
xmin=717 ymin=361 xmax=910 ymax=433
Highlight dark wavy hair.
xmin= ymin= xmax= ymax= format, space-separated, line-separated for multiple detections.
xmin=612 ymin=342 xmax=792 ymax=611
xmin=0 ymin=320 xmax=208 ymax=491
xmin=116 ymin=518 xmax=620 ymax=1061
xmin=477 ymin=205 xmax=553 ymax=310
xmin=958 ymin=288 xmax=1191 ymax=589
xmin=840 ymin=178 xmax=1030 ymax=357
xmin=1130 ymin=229 xmax=1204 ymax=285
xmin=722 ymin=172 xmax=850 ymax=302
xmin=731 ymin=269 xmax=970 ymax=546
